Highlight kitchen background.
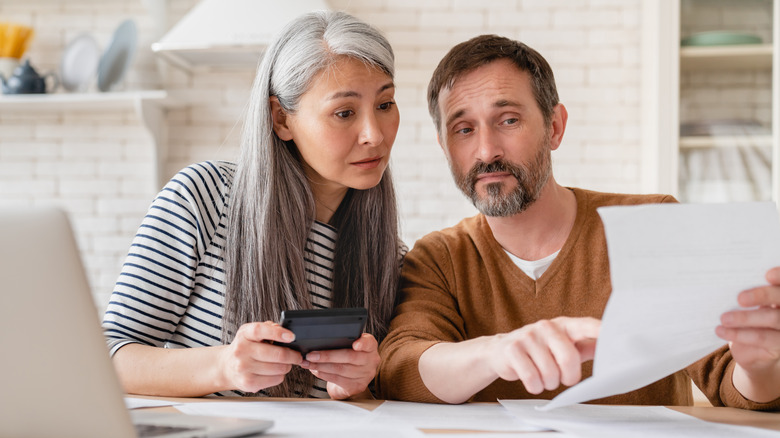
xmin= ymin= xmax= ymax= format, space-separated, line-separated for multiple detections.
xmin=0 ymin=0 xmax=773 ymax=319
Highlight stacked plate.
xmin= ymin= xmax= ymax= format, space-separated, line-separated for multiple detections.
xmin=60 ymin=19 xmax=137 ymax=92
xmin=680 ymin=31 xmax=762 ymax=47
xmin=60 ymin=33 xmax=100 ymax=92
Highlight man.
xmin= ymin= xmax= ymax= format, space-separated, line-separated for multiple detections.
xmin=376 ymin=35 xmax=780 ymax=410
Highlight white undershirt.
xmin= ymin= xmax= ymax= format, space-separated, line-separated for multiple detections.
xmin=505 ymin=249 xmax=560 ymax=280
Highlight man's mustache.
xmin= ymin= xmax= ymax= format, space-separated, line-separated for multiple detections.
xmin=467 ymin=160 xmax=521 ymax=182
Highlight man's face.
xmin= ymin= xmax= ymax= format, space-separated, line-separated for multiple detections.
xmin=436 ymin=59 xmax=555 ymax=217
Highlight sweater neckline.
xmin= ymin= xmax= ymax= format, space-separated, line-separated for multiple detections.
xmin=479 ymin=187 xmax=589 ymax=287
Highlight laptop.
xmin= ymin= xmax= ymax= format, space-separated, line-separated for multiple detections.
xmin=0 ymin=206 xmax=273 ymax=438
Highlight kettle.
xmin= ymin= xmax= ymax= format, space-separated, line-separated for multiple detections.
xmin=0 ymin=59 xmax=58 ymax=94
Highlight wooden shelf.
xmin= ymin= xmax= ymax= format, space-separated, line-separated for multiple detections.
xmin=680 ymin=134 xmax=773 ymax=149
xmin=680 ymin=44 xmax=773 ymax=70
xmin=0 ymin=90 xmax=172 ymax=111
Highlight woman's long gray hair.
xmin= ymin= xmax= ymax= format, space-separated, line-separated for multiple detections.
xmin=223 ymin=11 xmax=400 ymax=397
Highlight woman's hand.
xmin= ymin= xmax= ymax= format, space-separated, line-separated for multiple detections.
xmin=217 ymin=321 xmax=303 ymax=393
xmin=300 ymin=333 xmax=380 ymax=399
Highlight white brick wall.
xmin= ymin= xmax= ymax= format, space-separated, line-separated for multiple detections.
xmin=0 ymin=0 xmax=649 ymax=312
xmin=343 ymin=0 xmax=647 ymax=239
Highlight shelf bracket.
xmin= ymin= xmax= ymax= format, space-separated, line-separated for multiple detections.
xmin=135 ymin=97 xmax=168 ymax=191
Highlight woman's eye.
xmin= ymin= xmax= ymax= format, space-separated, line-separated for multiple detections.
xmin=378 ymin=101 xmax=395 ymax=111
xmin=336 ymin=110 xmax=354 ymax=119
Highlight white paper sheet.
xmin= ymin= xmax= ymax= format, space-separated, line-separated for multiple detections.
xmin=175 ymin=400 xmax=423 ymax=437
xmin=124 ymin=397 xmax=182 ymax=409
xmin=368 ymin=400 xmax=546 ymax=432
xmin=430 ymin=433 xmax=575 ymax=438
xmin=543 ymin=202 xmax=780 ymax=410
xmin=501 ymin=400 xmax=780 ymax=438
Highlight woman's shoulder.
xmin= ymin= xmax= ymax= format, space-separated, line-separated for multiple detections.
xmin=157 ymin=161 xmax=236 ymax=220
xmin=168 ymin=161 xmax=236 ymax=193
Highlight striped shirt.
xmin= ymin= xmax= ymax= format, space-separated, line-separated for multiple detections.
xmin=102 ymin=161 xmax=334 ymax=398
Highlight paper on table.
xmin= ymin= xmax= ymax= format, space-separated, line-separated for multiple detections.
xmin=369 ymin=400 xmax=546 ymax=432
xmin=501 ymin=400 xmax=780 ymax=438
xmin=430 ymin=433 xmax=575 ymax=438
xmin=543 ymin=202 xmax=780 ymax=410
xmin=176 ymin=401 xmax=423 ymax=437
xmin=124 ymin=397 xmax=182 ymax=409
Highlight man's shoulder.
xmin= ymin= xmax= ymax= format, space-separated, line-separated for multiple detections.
xmin=410 ymin=214 xmax=487 ymax=252
xmin=404 ymin=214 xmax=490 ymax=274
xmin=572 ymin=187 xmax=677 ymax=209
xmin=413 ymin=214 xmax=486 ymax=249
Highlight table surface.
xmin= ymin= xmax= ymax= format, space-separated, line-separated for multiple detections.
xmin=130 ymin=395 xmax=780 ymax=433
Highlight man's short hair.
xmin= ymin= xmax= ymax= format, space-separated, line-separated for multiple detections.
xmin=427 ymin=35 xmax=560 ymax=137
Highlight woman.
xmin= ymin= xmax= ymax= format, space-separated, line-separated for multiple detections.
xmin=102 ymin=11 xmax=401 ymax=400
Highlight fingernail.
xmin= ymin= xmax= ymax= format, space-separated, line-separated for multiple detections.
xmin=282 ymin=332 xmax=294 ymax=342
xmin=767 ymin=267 xmax=780 ymax=283
xmin=307 ymin=352 xmax=320 ymax=361
xmin=300 ymin=360 xmax=310 ymax=368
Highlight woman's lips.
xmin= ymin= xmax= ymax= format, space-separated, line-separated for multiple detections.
xmin=351 ymin=156 xmax=383 ymax=169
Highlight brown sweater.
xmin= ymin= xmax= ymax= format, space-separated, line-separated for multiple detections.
xmin=377 ymin=188 xmax=780 ymax=410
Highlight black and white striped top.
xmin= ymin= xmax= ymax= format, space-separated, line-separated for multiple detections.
xmin=102 ymin=161 xmax=334 ymax=398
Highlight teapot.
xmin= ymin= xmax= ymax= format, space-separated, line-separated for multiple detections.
xmin=0 ymin=59 xmax=58 ymax=94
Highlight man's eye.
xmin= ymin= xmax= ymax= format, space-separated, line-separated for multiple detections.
xmin=457 ymin=127 xmax=473 ymax=135
xmin=502 ymin=118 xmax=518 ymax=125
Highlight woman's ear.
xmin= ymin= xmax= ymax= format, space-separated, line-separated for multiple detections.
xmin=270 ymin=96 xmax=294 ymax=141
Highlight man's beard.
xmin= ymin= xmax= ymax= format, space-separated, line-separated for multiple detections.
xmin=452 ymin=140 xmax=552 ymax=217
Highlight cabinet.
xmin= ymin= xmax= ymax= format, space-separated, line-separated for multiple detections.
xmin=641 ymin=0 xmax=780 ymax=204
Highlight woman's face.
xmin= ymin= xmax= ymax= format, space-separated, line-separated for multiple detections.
xmin=272 ymin=56 xmax=399 ymax=197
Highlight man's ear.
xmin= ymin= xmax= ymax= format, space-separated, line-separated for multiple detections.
xmin=436 ymin=129 xmax=447 ymax=151
xmin=270 ymin=96 xmax=294 ymax=141
xmin=435 ymin=130 xmax=452 ymax=160
xmin=437 ymin=130 xmax=458 ymax=163
xmin=548 ymin=103 xmax=568 ymax=151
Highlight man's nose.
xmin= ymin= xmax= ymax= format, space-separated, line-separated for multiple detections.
xmin=475 ymin=127 xmax=504 ymax=163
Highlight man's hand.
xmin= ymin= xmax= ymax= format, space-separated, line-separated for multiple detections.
xmin=486 ymin=316 xmax=600 ymax=394
xmin=418 ymin=316 xmax=600 ymax=403
xmin=717 ymin=267 xmax=780 ymax=403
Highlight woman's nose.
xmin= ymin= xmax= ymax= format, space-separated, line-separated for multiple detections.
xmin=358 ymin=113 xmax=384 ymax=146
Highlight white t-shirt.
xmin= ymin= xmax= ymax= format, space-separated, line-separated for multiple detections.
xmin=505 ymin=249 xmax=560 ymax=280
